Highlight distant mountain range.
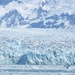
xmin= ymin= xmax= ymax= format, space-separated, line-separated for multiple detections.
xmin=0 ymin=0 xmax=75 ymax=29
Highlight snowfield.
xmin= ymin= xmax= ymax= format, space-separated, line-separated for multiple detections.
xmin=0 ymin=28 xmax=75 ymax=75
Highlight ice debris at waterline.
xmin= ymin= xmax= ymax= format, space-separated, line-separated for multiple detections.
xmin=0 ymin=29 xmax=75 ymax=68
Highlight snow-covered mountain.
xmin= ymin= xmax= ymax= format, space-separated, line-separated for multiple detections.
xmin=0 ymin=0 xmax=75 ymax=28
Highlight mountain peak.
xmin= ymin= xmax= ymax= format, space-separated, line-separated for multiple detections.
xmin=0 ymin=9 xmax=25 ymax=28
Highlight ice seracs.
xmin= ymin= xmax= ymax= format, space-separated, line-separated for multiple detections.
xmin=0 ymin=29 xmax=75 ymax=68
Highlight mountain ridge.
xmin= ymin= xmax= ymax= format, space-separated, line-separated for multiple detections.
xmin=0 ymin=0 xmax=75 ymax=29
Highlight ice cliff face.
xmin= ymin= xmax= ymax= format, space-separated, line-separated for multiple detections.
xmin=0 ymin=29 xmax=75 ymax=68
xmin=0 ymin=0 xmax=75 ymax=29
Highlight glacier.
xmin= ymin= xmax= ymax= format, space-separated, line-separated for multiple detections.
xmin=0 ymin=29 xmax=75 ymax=69
xmin=0 ymin=0 xmax=75 ymax=74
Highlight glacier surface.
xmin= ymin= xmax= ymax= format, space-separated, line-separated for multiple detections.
xmin=0 ymin=29 xmax=75 ymax=68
